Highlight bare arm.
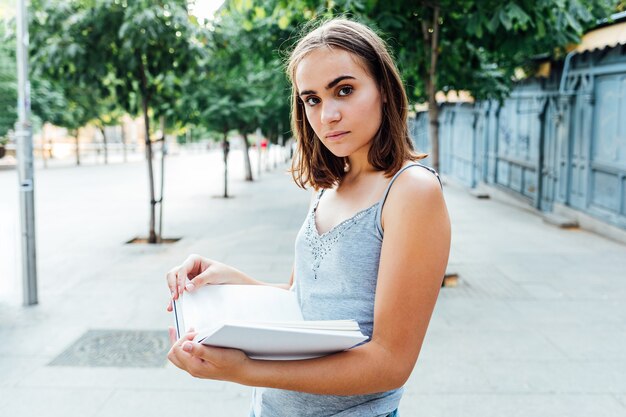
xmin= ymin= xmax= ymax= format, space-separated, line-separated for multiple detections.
xmin=266 ymin=267 xmax=294 ymax=290
xmin=166 ymin=189 xmax=314 ymax=306
xmin=169 ymin=169 xmax=450 ymax=395
xmin=166 ymin=257 xmax=293 ymax=311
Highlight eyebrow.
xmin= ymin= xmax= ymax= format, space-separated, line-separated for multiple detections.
xmin=298 ymin=75 xmax=356 ymax=96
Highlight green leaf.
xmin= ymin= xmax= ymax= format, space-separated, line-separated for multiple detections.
xmin=536 ymin=18 xmax=546 ymax=38
xmin=254 ymin=6 xmax=267 ymax=19
xmin=487 ymin=10 xmax=500 ymax=33
xmin=278 ymin=14 xmax=290 ymax=30
xmin=499 ymin=8 xmax=513 ymax=31
xmin=506 ymin=2 xmax=530 ymax=26
xmin=564 ymin=11 xmax=583 ymax=34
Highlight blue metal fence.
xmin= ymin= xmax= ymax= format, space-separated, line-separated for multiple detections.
xmin=409 ymin=44 xmax=626 ymax=230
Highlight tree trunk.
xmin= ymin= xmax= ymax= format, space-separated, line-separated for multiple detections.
xmin=75 ymin=128 xmax=80 ymax=166
xmin=428 ymin=97 xmax=440 ymax=172
xmin=42 ymin=124 xmax=47 ymax=169
xmin=142 ymin=98 xmax=157 ymax=244
xmin=242 ymin=133 xmax=253 ymax=181
xmin=256 ymin=129 xmax=262 ymax=178
xmin=121 ymin=123 xmax=127 ymax=163
xmin=138 ymin=54 xmax=157 ymax=244
xmin=100 ymin=126 xmax=108 ymax=165
xmin=422 ymin=4 xmax=441 ymax=173
xmin=222 ymin=131 xmax=229 ymax=198
xmin=157 ymin=115 xmax=166 ymax=243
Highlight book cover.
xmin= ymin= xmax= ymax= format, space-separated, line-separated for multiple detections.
xmin=172 ymin=284 xmax=367 ymax=360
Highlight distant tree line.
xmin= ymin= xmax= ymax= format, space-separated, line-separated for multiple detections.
xmin=0 ymin=0 xmax=618 ymax=242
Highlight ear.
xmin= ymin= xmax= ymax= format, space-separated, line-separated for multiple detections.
xmin=381 ymin=87 xmax=387 ymax=103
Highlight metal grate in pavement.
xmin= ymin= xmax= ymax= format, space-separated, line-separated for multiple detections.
xmin=49 ymin=329 xmax=170 ymax=368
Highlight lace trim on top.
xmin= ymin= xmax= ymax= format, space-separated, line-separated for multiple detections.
xmin=304 ymin=190 xmax=379 ymax=280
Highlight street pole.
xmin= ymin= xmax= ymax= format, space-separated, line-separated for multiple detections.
xmin=256 ymin=128 xmax=261 ymax=179
xmin=15 ymin=0 xmax=38 ymax=306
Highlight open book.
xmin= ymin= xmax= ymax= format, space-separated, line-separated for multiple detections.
xmin=172 ymin=284 xmax=368 ymax=360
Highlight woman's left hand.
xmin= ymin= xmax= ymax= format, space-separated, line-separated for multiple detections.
xmin=167 ymin=327 xmax=250 ymax=381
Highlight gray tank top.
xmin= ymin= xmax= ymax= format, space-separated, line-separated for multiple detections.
xmin=252 ymin=163 xmax=441 ymax=417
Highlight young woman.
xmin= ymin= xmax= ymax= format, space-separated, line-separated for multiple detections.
xmin=166 ymin=18 xmax=451 ymax=417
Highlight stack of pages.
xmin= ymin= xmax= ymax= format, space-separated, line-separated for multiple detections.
xmin=172 ymin=284 xmax=367 ymax=360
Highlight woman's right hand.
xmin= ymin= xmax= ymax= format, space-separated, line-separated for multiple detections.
xmin=165 ymin=254 xmax=253 ymax=311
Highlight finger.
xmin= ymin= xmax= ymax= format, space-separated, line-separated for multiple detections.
xmin=173 ymin=331 xmax=197 ymax=349
xmin=181 ymin=341 xmax=200 ymax=356
xmin=181 ymin=255 xmax=197 ymax=282
xmin=176 ymin=270 xmax=183 ymax=297
xmin=168 ymin=326 xmax=177 ymax=345
xmin=168 ymin=345 xmax=186 ymax=369
xmin=166 ymin=270 xmax=178 ymax=299
xmin=187 ymin=267 xmax=216 ymax=291
xmin=176 ymin=268 xmax=189 ymax=297
xmin=184 ymin=331 xmax=198 ymax=341
xmin=182 ymin=341 xmax=224 ymax=364
xmin=171 ymin=344 xmax=208 ymax=378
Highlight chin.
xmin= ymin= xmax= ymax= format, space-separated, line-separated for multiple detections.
xmin=323 ymin=139 xmax=371 ymax=159
xmin=323 ymin=144 xmax=352 ymax=158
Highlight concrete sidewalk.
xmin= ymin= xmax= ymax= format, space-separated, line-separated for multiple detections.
xmin=0 ymin=150 xmax=625 ymax=417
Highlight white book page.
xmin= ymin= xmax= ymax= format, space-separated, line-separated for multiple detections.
xmin=180 ymin=284 xmax=304 ymax=334
xmin=233 ymin=320 xmax=361 ymax=331
xmin=199 ymin=323 xmax=368 ymax=360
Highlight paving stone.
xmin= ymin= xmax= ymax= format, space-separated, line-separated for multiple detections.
xmin=92 ymin=387 xmax=252 ymax=417
xmin=0 ymin=387 xmax=113 ymax=417
xmin=399 ymin=394 xmax=626 ymax=417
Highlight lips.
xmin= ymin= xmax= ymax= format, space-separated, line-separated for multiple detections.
xmin=325 ymin=131 xmax=350 ymax=141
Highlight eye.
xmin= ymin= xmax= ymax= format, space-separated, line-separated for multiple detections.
xmin=304 ymin=96 xmax=320 ymax=107
xmin=338 ymin=85 xmax=353 ymax=96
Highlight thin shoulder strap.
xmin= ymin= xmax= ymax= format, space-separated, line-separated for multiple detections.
xmin=374 ymin=163 xmax=442 ymax=236
xmin=311 ymin=188 xmax=326 ymax=211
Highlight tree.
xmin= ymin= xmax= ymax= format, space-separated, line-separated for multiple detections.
xmin=29 ymin=0 xmax=109 ymax=165
xmin=90 ymin=94 xmax=125 ymax=165
xmin=177 ymin=4 xmax=286 ymax=196
xmin=364 ymin=0 xmax=616 ymax=171
xmin=209 ymin=1 xmax=305 ymax=176
xmin=270 ymin=0 xmax=617 ymax=171
xmin=107 ymin=0 xmax=203 ymax=242
xmin=0 ymin=20 xmax=17 ymax=142
xmin=29 ymin=0 xmax=204 ymax=243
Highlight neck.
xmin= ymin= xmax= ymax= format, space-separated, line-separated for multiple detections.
xmin=345 ymin=146 xmax=375 ymax=180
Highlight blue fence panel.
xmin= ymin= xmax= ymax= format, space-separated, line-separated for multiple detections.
xmin=588 ymin=72 xmax=626 ymax=227
xmin=407 ymin=42 xmax=626 ymax=231
xmin=539 ymin=97 xmax=560 ymax=211
xmin=408 ymin=112 xmax=430 ymax=156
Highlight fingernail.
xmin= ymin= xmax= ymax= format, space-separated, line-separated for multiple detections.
xmin=182 ymin=342 xmax=193 ymax=352
xmin=185 ymin=283 xmax=195 ymax=291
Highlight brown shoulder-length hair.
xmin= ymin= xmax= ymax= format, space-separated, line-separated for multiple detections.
xmin=287 ymin=18 xmax=425 ymax=190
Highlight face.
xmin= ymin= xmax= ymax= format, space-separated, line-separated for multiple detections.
xmin=295 ymin=47 xmax=383 ymax=158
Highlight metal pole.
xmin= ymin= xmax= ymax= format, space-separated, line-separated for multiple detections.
xmin=256 ymin=128 xmax=261 ymax=178
xmin=15 ymin=0 xmax=38 ymax=306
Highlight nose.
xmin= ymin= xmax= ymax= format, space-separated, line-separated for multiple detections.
xmin=320 ymin=101 xmax=341 ymax=125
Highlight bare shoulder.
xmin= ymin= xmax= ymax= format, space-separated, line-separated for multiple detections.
xmin=395 ymin=164 xmax=440 ymax=193
xmin=380 ymin=165 xmax=446 ymax=233
xmin=386 ymin=164 xmax=443 ymax=207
